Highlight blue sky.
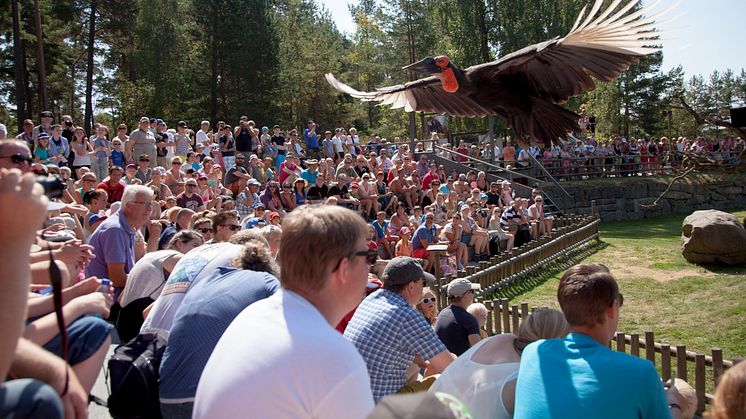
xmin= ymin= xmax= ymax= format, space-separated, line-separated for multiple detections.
xmin=318 ymin=0 xmax=746 ymax=79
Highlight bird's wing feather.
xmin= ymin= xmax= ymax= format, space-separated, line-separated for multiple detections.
xmin=325 ymin=73 xmax=494 ymax=117
xmin=469 ymin=0 xmax=667 ymax=103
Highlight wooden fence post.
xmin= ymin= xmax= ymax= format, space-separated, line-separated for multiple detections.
xmin=630 ymin=333 xmax=640 ymax=358
xmin=661 ymin=344 xmax=671 ymax=381
xmin=485 ymin=300 xmax=494 ymax=336
xmin=645 ymin=331 xmax=655 ymax=364
xmin=676 ymin=345 xmax=688 ymax=381
xmin=712 ymin=348 xmax=724 ymax=386
xmin=695 ymin=354 xmax=706 ymax=414
xmin=501 ymin=298 xmax=510 ymax=334
xmin=616 ymin=332 xmax=626 ymax=353
xmin=511 ymin=305 xmax=520 ymax=333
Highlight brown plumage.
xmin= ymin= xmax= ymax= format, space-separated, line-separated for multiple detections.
xmin=326 ymin=0 xmax=673 ymax=146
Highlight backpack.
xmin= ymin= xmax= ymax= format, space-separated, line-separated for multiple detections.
xmin=107 ymin=333 xmax=167 ymax=418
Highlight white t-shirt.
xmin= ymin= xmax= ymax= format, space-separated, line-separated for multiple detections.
xmin=196 ymin=130 xmax=211 ymax=156
xmin=119 ymin=250 xmax=180 ymax=307
xmin=193 ymin=290 xmax=374 ymax=419
xmin=332 ymin=136 xmax=344 ymax=153
xmin=139 ymin=242 xmax=242 ymax=338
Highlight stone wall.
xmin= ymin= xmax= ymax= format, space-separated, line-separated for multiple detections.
xmin=542 ymin=174 xmax=746 ymax=221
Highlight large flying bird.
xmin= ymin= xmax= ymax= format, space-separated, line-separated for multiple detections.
xmin=326 ymin=0 xmax=672 ymax=145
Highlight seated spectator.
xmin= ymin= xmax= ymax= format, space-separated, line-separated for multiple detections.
xmin=395 ymin=227 xmax=413 ymax=257
xmin=139 ymin=240 xmax=244 ymax=337
xmin=345 ymin=256 xmax=455 ymax=402
xmin=488 ymin=206 xmax=514 ymax=254
xmin=411 ymin=212 xmax=437 ymax=271
xmin=707 ymin=360 xmax=746 ymax=419
xmin=435 ymin=278 xmax=482 ymax=356
xmin=194 ymin=206 xmax=375 ymax=418
xmin=441 ymin=213 xmax=468 ymax=271
xmin=466 ymin=302 xmax=489 ymax=339
xmin=528 ymin=195 xmax=553 ymax=238
xmin=116 ymin=230 xmax=203 ymax=342
xmin=160 ymin=235 xmax=279 ymax=418
xmin=372 ymin=211 xmax=397 ymax=259
xmin=82 ymin=189 xmax=109 ymax=236
xmin=430 ymin=308 xmax=569 ymax=419
xmin=514 ymin=264 xmax=687 ymax=419
xmin=415 ymin=287 xmax=438 ymax=327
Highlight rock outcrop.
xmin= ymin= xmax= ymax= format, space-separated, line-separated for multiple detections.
xmin=681 ymin=209 xmax=746 ymax=265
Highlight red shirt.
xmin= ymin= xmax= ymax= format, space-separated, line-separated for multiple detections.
xmin=98 ymin=180 xmax=125 ymax=203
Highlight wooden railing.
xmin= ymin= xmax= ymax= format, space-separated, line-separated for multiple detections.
xmin=433 ymin=214 xmax=601 ymax=309
xmin=476 ymin=299 xmax=742 ymax=414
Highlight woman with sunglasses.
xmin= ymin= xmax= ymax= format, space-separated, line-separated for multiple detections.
xmin=70 ymin=127 xmax=93 ymax=178
xmin=416 ymin=287 xmax=438 ymax=327
xmin=292 ymin=178 xmax=308 ymax=207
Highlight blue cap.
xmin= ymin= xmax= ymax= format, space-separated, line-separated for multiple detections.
xmin=480 ymin=194 xmax=488 ymax=200
xmin=261 ymin=126 xmax=269 ymax=131
xmin=244 ymin=217 xmax=265 ymax=229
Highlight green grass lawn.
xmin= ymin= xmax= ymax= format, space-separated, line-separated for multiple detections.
xmin=508 ymin=210 xmax=746 ymax=361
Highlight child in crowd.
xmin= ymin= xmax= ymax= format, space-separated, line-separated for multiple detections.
xmin=110 ymin=139 xmax=125 ymax=167
xmin=395 ymin=227 xmax=413 ymax=257
xmin=372 ymin=211 xmax=398 ymax=259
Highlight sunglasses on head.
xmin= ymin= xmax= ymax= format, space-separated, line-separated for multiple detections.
xmin=2 ymin=153 xmax=33 ymax=165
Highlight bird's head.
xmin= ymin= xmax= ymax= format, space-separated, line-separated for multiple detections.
xmin=403 ymin=55 xmax=459 ymax=93
xmin=402 ymin=55 xmax=453 ymax=74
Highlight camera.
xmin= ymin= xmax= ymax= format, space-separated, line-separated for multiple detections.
xmin=65 ymin=121 xmax=73 ymax=127
xmin=36 ymin=176 xmax=66 ymax=199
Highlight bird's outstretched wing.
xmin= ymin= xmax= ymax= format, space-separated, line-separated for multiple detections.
xmin=325 ymin=73 xmax=494 ymax=117
xmin=469 ymin=0 xmax=673 ymax=103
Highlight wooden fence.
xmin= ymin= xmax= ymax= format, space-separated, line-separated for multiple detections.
xmin=480 ymin=299 xmax=741 ymax=414
xmin=433 ymin=214 xmax=601 ymax=309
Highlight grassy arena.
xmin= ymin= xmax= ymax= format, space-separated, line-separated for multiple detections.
xmin=510 ymin=210 xmax=746 ymax=361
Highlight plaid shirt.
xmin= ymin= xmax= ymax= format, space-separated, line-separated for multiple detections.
xmin=344 ymin=289 xmax=446 ymax=402
xmin=236 ymin=191 xmax=261 ymax=218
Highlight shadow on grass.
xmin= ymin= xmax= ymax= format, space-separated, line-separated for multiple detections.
xmin=487 ymin=240 xmax=610 ymax=301
xmin=697 ymin=264 xmax=746 ymax=276
xmin=602 ymin=210 xmax=746 ymax=241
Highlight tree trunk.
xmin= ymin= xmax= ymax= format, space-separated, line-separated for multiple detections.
xmin=33 ymin=0 xmax=48 ymax=111
xmin=11 ymin=0 xmax=26 ymax=132
xmin=209 ymin=30 xmax=218 ymax=125
xmin=84 ymin=0 xmax=97 ymax=134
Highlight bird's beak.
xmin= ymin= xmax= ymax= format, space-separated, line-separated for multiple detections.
xmin=403 ymin=57 xmax=439 ymax=74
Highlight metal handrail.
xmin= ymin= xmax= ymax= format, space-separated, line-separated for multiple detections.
xmin=431 ymin=143 xmax=544 ymax=185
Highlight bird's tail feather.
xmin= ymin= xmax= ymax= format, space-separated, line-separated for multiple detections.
xmin=509 ymin=98 xmax=580 ymax=145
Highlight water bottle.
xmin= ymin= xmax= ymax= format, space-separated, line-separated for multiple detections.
xmin=93 ymin=279 xmax=111 ymax=318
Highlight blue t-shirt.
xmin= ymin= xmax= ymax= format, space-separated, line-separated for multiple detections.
xmin=300 ymin=168 xmax=318 ymax=185
xmin=411 ymin=224 xmax=435 ymax=251
xmin=303 ymin=128 xmax=319 ymax=149
xmin=159 ymin=267 xmax=279 ymax=400
xmin=514 ymin=333 xmax=671 ymax=419
xmin=85 ymin=211 xmax=136 ymax=287
xmin=110 ymin=150 xmax=125 ymax=167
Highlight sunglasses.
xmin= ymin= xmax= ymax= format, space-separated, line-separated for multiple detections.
xmin=186 ymin=184 xmax=197 ymax=188
xmin=222 ymin=224 xmax=241 ymax=231
xmin=420 ymin=297 xmax=436 ymax=304
xmin=196 ymin=227 xmax=211 ymax=233
xmin=2 ymin=153 xmax=33 ymax=165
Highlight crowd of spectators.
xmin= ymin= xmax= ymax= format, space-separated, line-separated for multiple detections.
xmin=435 ymin=133 xmax=745 ymax=180
xmin=0 ymin=111 xmax=744 ymax=419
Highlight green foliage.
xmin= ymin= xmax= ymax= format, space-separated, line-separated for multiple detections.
xmin=0 ymin=0 xmax=742 ymax=140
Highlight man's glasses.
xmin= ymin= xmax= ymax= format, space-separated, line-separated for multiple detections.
xmin=222 ymin=224 xmax=241 ymax=231
xmin=420 ymin=297 xmax=436 ymax=304
xmin=186 ymin=184 xmax=197 ymax=188
xmin=132 ymin=201 xmax=154 ymax=208
xmin=1 ymin=153 xmax=33 ymax=166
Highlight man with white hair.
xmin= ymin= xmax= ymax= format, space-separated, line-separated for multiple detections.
xmin=86 ymin=185 xmax=161 ymax=293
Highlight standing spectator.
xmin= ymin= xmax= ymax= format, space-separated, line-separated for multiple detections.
xmin=90 ymin=125 xmax=111 ymax=181
xmin=70 ymin=127 xmax=93 ymax=175
xmin=345 ymin=256 xmax=454 ymax=402
xmin=33 ymin=110 xmax=54 ymax=144
xmin=194 ymin=206 xmax=375 ymax=419
xmin=435 ymin=278 xmax=482 ymax=356
xmin=174 ymin=121 xmax=192 ymax=162
xmin=48 ymin=124 xmax=69 ymax=167
xmin=219 ymin=125 xmax=236 ymax=171
xmin=514 ymin=264 xmax=686 ymax=419
xmin=130 ymin=117 xmax=157 ymax=168
xmin=303 ymin=120 xmax=320 ymax=160
xmin=196 ymin=121 xmax=212 ymax=159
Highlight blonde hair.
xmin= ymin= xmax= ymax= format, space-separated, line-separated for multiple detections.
xmin=707 ymin=361 xmax=746 ymax=419
xmin=514 ymin=308 xmax=570 ymax=353
xmin=278 ymin=205 xmax=368 ymax=292
xmin=467 ymin=303 xmax=488 ymax=328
